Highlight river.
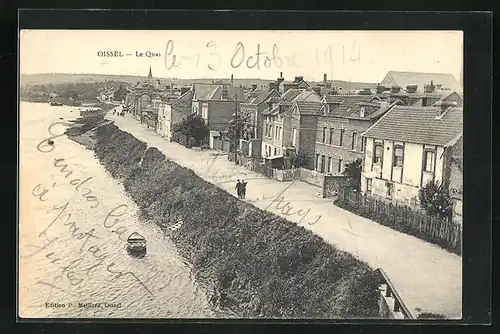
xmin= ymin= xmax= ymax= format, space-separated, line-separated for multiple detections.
xmin=18 ymin=101 xmax=229 ymax=318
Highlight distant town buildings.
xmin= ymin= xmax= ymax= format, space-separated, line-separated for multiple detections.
xmin=123 ymin=68 xmax=463 ymax=222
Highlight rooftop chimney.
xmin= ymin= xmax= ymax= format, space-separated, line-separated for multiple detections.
xmin=424 ymin=80 xmax=436 ymax=94
xmin=252 ymin=84 xmax=257 ymax=91
xmin=221 ymin=84 xmax=228 ymax=100
xmin=406 ymin=84 xmax=418 ymax=94
xmin=391 ymin=85 xmax=401 ymax=94
xmin=376 ymin=84 xmax=386 ymax=94
xmin=323 ymin=73 xmax=327 ymax=86
xmin=231 ymin=74 xmax=234 ymax=86
xmin=279 ymin=72 xmax=283 ymax=79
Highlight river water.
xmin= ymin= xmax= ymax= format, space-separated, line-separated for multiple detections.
xmin=18 ymin=102 xmax=227 ymax=318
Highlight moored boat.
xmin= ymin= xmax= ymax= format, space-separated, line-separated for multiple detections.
xmin=50 ymin=101 xmax=63 ymax=106
xmin=126 ymin=232 xmax=147 ymax=253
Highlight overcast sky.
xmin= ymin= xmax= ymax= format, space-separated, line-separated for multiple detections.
xmin=20 ymin=30 xmax=463 ymax=84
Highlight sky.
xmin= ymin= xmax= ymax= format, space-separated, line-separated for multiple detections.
xmin=20 ymin=30 xmax=463 ymax=84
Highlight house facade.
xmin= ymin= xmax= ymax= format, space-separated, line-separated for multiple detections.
xmin=157 ymin=90 xmax=194 ymax=140
xmin=360 ymin=104 xmax=463 ymax=210
xmin=314 ymin=95 xmax=394 ymax=174
xmin=191 ymin=83 xmax=245 ymax=133
xmin=239 ymin=85 xmax=281 ymax=157
xmin=261 ymin=89 xmax=321 ymax=160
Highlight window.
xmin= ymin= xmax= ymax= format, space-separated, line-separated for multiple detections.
xmin=338 ymin=159 xmax=343 ymax=173
xmin=360 ymin=136 xmax=365 ymax=152
xmin=329 ymin=128 xmax=334 ymax=145
xmin=327 ymin=157 xmax=332 ymax=173
xmin=321 ymin=155 xmax=326 ymax=173
xmin=351 ymin=132 xmax=358 ymax=150
xmin=339 ymin=128 xmax=345 ymax=146
xmin=424 ymin=150 xmax=435 ymax=172
xmin=316 ymin=154 xmax=320 ymax=171
xmin=274 ymin=147 xmax=277 ymax=155
xmin=360 ymin=106 xmax=366 ymax=118
xmin=393 ymin=145 xmax=404 ymax=167
xmin=322 ymin=127 xmax=327 ymax=143
xmin=366 ymin=178 xmax=373 ymax=193
xmin=292 ymin=128 xmax=297 ymax=147
xmin=374 ymin=144 xmax=383 ymax=163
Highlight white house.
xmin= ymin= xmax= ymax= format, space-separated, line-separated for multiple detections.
xmin=360 ymin=102 xmax=463 ymax=208
xmin=157 ymin=90 xmax=194 ymax=141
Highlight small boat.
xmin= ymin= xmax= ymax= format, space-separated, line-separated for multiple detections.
xmin=126 ymin=232 xmax=147 ymax=253
xmin=50 ymin=102 xmax=63 ymax=106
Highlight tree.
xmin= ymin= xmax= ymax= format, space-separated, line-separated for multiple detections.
xmin=172 ymin=114 xmax=210 ymax=146
xmin=343 ymin=158 xmax=362 ymax=191
xmin=291 ymin=151 xmax=308 ymax=168
xmin=418 ymin=180 xmax=453 ymax=220
xmin=226 ymin=112 xmax=252 ymax=141
xmin=114 ymin=84 xmax=127 ymax=101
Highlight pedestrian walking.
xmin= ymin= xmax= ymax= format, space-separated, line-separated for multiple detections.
xmin=241 ymin=180 xmax=248 ymax=199
xmin=235 ymin=179 xmax=242 ymax=199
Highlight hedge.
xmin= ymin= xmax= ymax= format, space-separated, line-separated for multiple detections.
xmin=75 ymin=122 xmax=381 ymax=319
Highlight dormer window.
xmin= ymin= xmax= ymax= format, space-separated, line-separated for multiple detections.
xmin=360 ymin=106 xmax=366 ymax=118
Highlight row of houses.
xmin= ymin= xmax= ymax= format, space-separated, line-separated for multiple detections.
xmin=123 ymin=68 xmax=463 ymax=222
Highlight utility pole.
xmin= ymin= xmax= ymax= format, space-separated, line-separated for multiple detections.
xmin=233 ymin=93 xmax=239 ymax=164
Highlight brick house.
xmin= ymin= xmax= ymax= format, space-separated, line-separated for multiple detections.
xmin=314 ymin=95 xmax=399 ymax=174
xmin=290 ymin=100 xmax=325 ymax=170
xmin=157 ymin=90 xmax=194 ymax=141
xmin=239 ymin=85 xmax=281 ymax=157
xmin=360 ymin=103 xmax=463 ymax=211
xmin=191 ymin=83 xmax=246 ymax=133
xmin=261 ymin=89 xmax=321 ymax=160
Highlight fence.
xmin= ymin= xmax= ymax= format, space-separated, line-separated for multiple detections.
xmin=272 ymin=168 xmax=300 ymax=182
xmin=336 ymin=188 xmax=462 ymax=255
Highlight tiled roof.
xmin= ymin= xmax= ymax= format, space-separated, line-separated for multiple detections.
xmin=170 ymin=90 xmax=193 ymax=114
xmin=327 ymin=95 xmax=375 ymax=117
xmin=380 ymin=71 xmax=462 ymax=93
xmin=192 ymin=83 xmax=219 ymax=100
xmin=362 ymin=106 xmax=463 ymax=146
xmin=246 ymin=87 xmax=276 ymax=105
xmin=281 ymin=88 xmax=303 ymax=102
xmin=296 ymin=101 xmax=324 ymax=115
xmin=291 ymin=90 xmax=321 ymax=102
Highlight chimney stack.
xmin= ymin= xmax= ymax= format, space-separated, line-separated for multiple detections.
xmin=222 ymin=84 xmax=228 ymax=100
xmin=279 ymin=72 xmax=283 ymax=79
xmin=406 ymin=84 xmax=418 ymax=94
xmin=391 ymin=85 xmax=401 ymax=94
xmin=231 ymin=74 xmax=234 ymax=86
xmin=252 ymin=84 xmax=257 ymax=91
xmin=323 ymin=73 xmax=327 ymax=86
xmin=424 ymin=80 xmax=436 ymax=94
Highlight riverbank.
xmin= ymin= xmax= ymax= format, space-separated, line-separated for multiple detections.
xmin=67 ymin=117 xmax=381 ymax=318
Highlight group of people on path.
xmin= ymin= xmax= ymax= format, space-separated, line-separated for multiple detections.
xmin=235 ymin=179 xmax=248 ymax=199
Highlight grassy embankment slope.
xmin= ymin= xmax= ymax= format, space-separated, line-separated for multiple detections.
xmin=67 ymin=115 xmax=381 ymax=319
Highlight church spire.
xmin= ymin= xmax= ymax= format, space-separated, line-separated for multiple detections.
xmin=148 ymin=66 xmax=153 ymax=79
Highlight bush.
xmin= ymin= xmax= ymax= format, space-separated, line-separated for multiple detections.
xmin=84 ymin=123 xmax=381 ymax=319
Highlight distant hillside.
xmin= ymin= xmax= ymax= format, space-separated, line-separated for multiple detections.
xmin=20 ymin=73 xmax=377 ymax=91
